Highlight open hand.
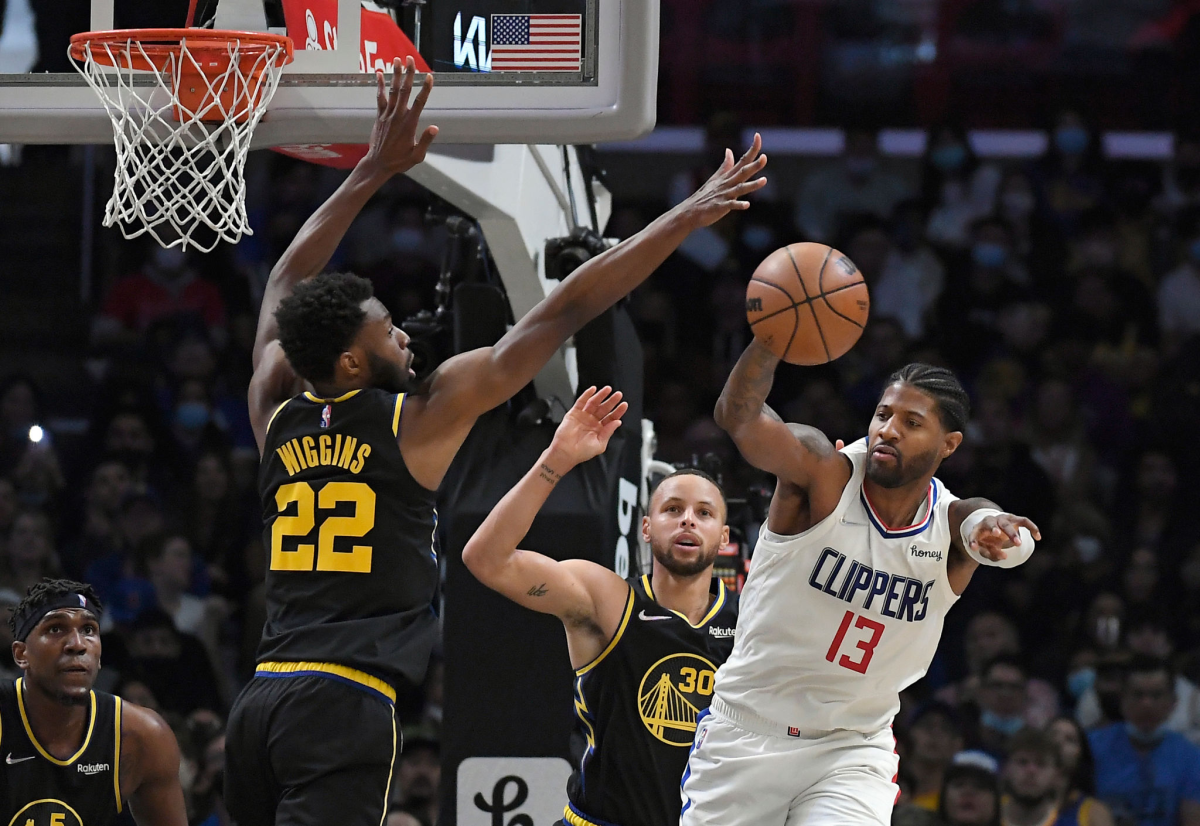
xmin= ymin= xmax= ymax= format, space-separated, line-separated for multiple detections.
xmin=968 ymin=513 xmax=1042 ymax=562
xmin=679 ymin=133 xmax=768 ymax=229
xmin=364 ymin=56 xmax=439 ymax=178
xmin=550 ymin=386 xmax=628 ymax=467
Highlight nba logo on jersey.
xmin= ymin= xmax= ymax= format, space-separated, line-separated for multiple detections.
xmin=320 ymin=405 xmax=332 ymax=428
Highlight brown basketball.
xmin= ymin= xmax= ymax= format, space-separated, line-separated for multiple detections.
xmin=745 ymin=243 xmax=869 ymax=365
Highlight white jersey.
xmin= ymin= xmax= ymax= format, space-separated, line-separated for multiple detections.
xmin=713 ymin=439 xmax=960 ymax=735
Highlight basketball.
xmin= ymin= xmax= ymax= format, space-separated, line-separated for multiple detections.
xmin=745 ymin=243 xmax=869 ymax=365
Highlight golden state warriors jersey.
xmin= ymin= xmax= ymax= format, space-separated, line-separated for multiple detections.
xmin=0 ymin=679 xmax=123 ymax=826
xmin=257 ymin=388 xmax=439 ymax=685
xmin=565 ymin=575 xmax=738 ymax=826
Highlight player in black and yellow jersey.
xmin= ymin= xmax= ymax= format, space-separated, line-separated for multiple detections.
xmin=1 ymin=579 xmax=186 ymax=826
xmin=463 ymin=387 xmax=739 ymax=826
xmin=227 ymin=52 xmax=767 ymax=826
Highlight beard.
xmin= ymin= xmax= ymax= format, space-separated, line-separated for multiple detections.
xmin=865 ymin=444 xmax=940 ymax=489
xmin=1011 ymin=789 xmax=1056 ymax=808
xmin=367 ymin=350 xmax=410 ymax=394
xmin=651 ymin=536 xmax=719 ymax=577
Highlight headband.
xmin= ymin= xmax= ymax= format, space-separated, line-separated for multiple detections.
xmin=14 ymin=592 xmax=101 ymax=642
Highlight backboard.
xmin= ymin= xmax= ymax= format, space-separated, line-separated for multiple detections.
xmin=0 ymin=0 xmax=657 ymax=147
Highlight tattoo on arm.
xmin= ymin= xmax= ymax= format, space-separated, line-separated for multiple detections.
xmin=527 ymin=583 xmax=548 ymax=597
xmin=538 ymin=463 xmax=562 ymax=485
xmin=717 ymin=343 xmax=781 ymax=427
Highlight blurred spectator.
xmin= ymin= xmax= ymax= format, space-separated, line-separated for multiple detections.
xmin=1123 ymin=619 xmax=1200 ymax=745
xmin=85 ymin=489 xmax=167 ymax=619
xmin=939 ymin=751 xmax=1003 ymax=826
xmin=101 ymin=409 xmax=173 ymax=491
xmin=843 ymin=216 xmax=933 ymax=339
xmin=125 ymin=607 xmax=222 ymax=715
xmin=924 ymin=125 xmax=1002 ymax=250
xmin=967 ymin=655 xmax=1040 ymax=758
xmin=862 ymin=202 xmax=947 ymax=340
xmin=1 ymin=508 xmax=62 ymax=596
xmin=1156 ymin=135 xmax=1200 ymax=218
xmin=0 ymin=589 xmax=21 ymax=681
xmin=1078 ymin=650 xmax=1135 ymax=732
xmin=1001 ymin=727 xmax=1115 ymax=826
xmin=1036 ymin=111 xmax=1105 ymax=235
xmin=1048 ymin=716 xmax=1099 ymax=798
xmin=93 ymin=245 xmax=227 ymax=347
xmin=0 ymin=477 xmax=15 ymax=545
xmin=60 ymin=459 xmax=133 ymax=578
xmin=1157 ymin=207 xmax=1200 ymax=350
xmin=1089 ymin=656 xmax=1200 ymax=826
xmin=1025 ymin=379 xmax=1100 ymax=506
xmin=191 ymin=730 xmax=229 ymax=826
xmin=1113 ymin=449 xmax=1189 ymax=564
xmin=391 ymin=725 xmax=440 ymax=826
xmin=0 ymin=374 xmax=38 ymax=472
xmin=1178 ymin=545 xmax=1200 ymax=649
xmin=181 ymin=450 xmax=251 ymax=597
xmin=168 ymin=379 xmax=231 ymax=461
xmin=906 ymin=702 xmax=966 ymax=811
xmin=795 ymin=127 xmax=911 ymax=243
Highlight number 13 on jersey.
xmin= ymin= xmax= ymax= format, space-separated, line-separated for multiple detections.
xmin=825 ymin=609 xmax=885 ymax=674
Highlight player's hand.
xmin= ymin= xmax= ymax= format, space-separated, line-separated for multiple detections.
xmin=363 ymin=56 xmax=439 ymax=178
xmin=677 ymin=133 xmax=768 ymax=229
xmin=967 ymin=513 xmax=1042 ymax=562
xmin=549 ymin=386 xmax=628 ymax=467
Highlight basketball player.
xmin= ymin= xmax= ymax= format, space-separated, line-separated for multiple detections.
xmin=225 ymin=55 xmax=767 ymax=826
xmin=462 ymin=386 xmax=739 ymax=826
xmin=679 ymin=339 xmax=1042 ymax=826
xmin=2 ymin=579 xmax=186 ymax=826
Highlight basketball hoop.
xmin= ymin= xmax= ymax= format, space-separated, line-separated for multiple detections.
xmin=69 ymin=29 xmax=294 ymax=251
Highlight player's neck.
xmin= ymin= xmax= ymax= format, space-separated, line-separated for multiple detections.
xmin=861 ymin=475 xmax=932 ymax=530
xmin=649 ymin=563 xmax=714 ymax=626
xmin=21 ymin=678 xmax=91 ymax=759
xmin=1002 ymin=796 xmax=1057 ymax=826
xmin=309 ymin=379 xmax=366 ymax=399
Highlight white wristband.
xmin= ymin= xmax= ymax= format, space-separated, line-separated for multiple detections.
xmin=960 ymin=508 xmax=1035 ymax=568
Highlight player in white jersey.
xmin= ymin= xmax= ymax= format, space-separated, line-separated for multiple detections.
xmin=679 ymin=338 xmax=1041 ymax=826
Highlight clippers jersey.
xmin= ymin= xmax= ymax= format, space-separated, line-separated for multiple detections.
xmin=713 ymin=439 xmax=959 ymax=735
xmin=257 ymin=388 xmax=439 ymax=685
xmin=565 ymin=575 xmax=738 ymax=826
xmin=0 ymin=679 xmax=124 ymax=826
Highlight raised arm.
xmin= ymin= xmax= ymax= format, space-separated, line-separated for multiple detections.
xmin=713 ymin=338 xmax=847 ymax=492
xmin=248 ymin=58 xmax=437 ymax=446
xmin=400 ymin=137 xmax=768 ymax=468
xmin=462 ymin=387 xmax=631 ymax=668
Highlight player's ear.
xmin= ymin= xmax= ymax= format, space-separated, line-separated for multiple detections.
xmin=718 ymin=524 xmax=730 ymax=552
xmin=339 ymin=348 xmax=362 ymax=378
xmin=12 ymin=641 xmax=27 ymax=670
xmin=942 ymin=430 xmax=963 ymax=458
xmin=641 ymin=514 xmax=651 ymax=544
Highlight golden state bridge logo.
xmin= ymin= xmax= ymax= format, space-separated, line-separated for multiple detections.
xmin=638 ymin=653 xmax=717 ymax=746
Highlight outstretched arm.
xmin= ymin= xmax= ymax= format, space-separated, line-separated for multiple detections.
xmin=399 ymin=137 xmax=768 ymax=486
xmin=947 ymin=497 xmax=1042 ymax=594
xmin=713 ymin=338 xmax=848 ymax=491
xmin=462 ymin=387 xmax=631 ymax=665
xmin=248 ymin=57 xmax=437 ymax=448
xmin=122 ymin=703 xmax=187 ymax=826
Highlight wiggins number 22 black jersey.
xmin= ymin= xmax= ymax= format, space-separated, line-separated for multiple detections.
xmin=257 ymin=388 xmax=439 ymax=685
xmin=565 ymin=574 xmax=738 ymax=826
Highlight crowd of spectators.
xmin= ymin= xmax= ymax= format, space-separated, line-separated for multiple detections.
xmin=3 ymin=83 xmax=1200 ymax=826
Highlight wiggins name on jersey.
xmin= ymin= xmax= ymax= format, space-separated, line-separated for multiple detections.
xmin=0 ymin=679 xmax=124 ymax=826
xmin=258 ymin=388 xmax=439 ymax=686
xmin=564 ymin=575 xmax=738 ymax=826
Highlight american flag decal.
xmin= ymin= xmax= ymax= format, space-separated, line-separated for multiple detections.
xmin=490 ymin=14 xmax=582 ymax=72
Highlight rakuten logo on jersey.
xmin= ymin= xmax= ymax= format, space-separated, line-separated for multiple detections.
xmin=77 ymin=762 xmax=110 ymax=775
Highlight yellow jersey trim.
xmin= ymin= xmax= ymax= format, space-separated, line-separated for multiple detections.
xmin=392 ymin=393 xmax=406 ymax=437
xmin=9 ymin=799 xmax=84 ymax=826
xmin=1079 ymin=797 xmax=1093 ymax=826
xmin=255 ymin=661 xmax=396 ymax=704
xmin=16 ymin=679 xmax=97 ymax=766
xmin=113 ymin=698 xmax=123 ymax=813
xmin=563 ymin=804 xmax=607 ymax=826
xmin=303 ymin=389 xmax=362 ymax=404
xmin=264 ymin=399 xmax=290 ymax=436
xmin=642 ymin=575 xmax=727 ymax=629
xmin=377 ymin=711 xmax=398 ymax=826
xmin=575 ymin=587 xmax=634 ymax=676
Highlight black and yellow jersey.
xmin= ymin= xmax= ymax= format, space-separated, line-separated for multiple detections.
xmin=565 ymin=574 xmax=738 ymax=826
xmin=0 ymin=679 xmax=123 ymax=826
xmin=257 ymin=388 xmax=439 ymax=686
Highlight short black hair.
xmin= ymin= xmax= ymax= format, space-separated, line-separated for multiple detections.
xmin=886 ymin=363 xmax=970 ymax=433
xmin=1125 ymin=654 xmax=1174 ymax=687
xmin=981 ymin=653 xmax=1027 ymax=681
xmin=650 ymin=468 xmax=727 ymax=516
xmin=275 ymin=273 xmax=375 ymax=383
xmin=1006 ymin=728 xmax=1062 ymax=767
xmin=9 ymin=578 xmax=103 ymax=636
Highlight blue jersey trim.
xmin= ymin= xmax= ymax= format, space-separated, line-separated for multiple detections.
xmin=861 ymin=481 xmax=938 ymax=539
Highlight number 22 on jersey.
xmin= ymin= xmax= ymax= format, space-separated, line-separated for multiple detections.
xmin=271 ymin=481 xmax=377 ymax=573
xmin=825 ymin=609 xmax=885 ymax=674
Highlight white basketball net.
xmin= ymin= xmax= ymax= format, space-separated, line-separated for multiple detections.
xmin=71 ymin=35 xmax=289 ymax=252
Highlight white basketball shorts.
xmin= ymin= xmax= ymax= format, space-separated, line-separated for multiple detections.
xmin=679 ymin=706 xmax=899 ymax=826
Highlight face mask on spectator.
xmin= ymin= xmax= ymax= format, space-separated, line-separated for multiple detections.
xmin=931 ymin=144 xmax=967 ymax=173
xmin=1067 ymin=667 xmax=1095 ymax=699
xmin=845 ymin=156 xmax=876 ymax=178
xmin=1055 ymin=126 xmax=1090 ymax=156
xmin=1125 ymin=721 xmax=1170 ymax=747
xmin=1001 ymin=191 xmax=1035 ymax=219
xmin=972 ymin=242 xmax=1008 ymax=269
xmin=175 ymin=402 xmax=211 ymax=431
xmin=980 ymin=709 xmax=1025 ymax=736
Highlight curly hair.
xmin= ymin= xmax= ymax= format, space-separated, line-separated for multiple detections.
xmin=886 ymin=363 xmax=970 ymax=433
xmin=9 ymin=578 xmax=103 ymax=636
xmin=275 ymin=273 xmax=375 ymax=383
